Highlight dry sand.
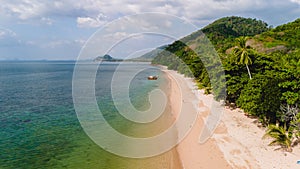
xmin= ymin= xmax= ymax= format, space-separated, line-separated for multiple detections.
xmin=164 ymin=69 xmax=231 ymax=169
xmin=214 ymin=108 xmax=300 ymax=169
xmin=165 ymin=68 xmax=300 ymax=169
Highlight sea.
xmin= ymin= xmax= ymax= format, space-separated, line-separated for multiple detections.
xmin=0 ymin=61 xmax=167 ymax=169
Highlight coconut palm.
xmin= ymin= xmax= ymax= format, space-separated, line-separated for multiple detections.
xmin=232 ymin=36 xmax=254 ymax=79
xmin=263 ymin=125 xmax=292 ymax=151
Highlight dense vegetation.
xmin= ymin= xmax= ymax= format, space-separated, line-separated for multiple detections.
xmin=255 ymin=18 xmax=300 ymax=50
xmin=203 ymin=16 xmax=270 ymax=51
xmin=152 ymin=16 xmax=300 ymax=150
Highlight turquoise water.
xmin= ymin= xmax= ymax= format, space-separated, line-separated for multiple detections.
xmin=0 ymin=61 xmax=163 ymax=169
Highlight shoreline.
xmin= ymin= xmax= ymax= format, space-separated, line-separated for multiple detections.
xmin=162 ymin=68 xmax=231 ymax=169
xmin=162 ymin=66 xmax=300 ymax=169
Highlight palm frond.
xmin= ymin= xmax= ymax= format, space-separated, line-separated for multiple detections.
xmin=263 ymin=125 xmax=292 ymax=151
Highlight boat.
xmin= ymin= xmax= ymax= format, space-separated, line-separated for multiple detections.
xmin=148 ymin=75 xmax=158 ymax=80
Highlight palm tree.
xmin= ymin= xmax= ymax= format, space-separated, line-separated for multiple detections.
xmin=263 ymin=125 xmax=292 ymax=152
xmin=232 ymin=36 xmax=254 ymax=79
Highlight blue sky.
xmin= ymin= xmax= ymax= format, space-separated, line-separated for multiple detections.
xmin=0 ymin=0 xmax=299 ymax=60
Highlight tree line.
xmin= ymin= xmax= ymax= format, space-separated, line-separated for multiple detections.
xmin=152 ymin=17 xmax=300 ymax=151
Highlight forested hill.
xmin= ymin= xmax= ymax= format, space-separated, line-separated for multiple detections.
xmin=202 ymin=16 xmax=270 ymax=37
xmin=152 ymin=16 xmax=300 ymax=141
xmin=181 ymin=16 xmax=271 ymax=52
xmin=152 ymin=16 xmax=275 ymax=91
xmin=254 ymin=18 xmax=300 ymax=50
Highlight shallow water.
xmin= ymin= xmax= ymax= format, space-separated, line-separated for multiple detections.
xmin=0 ymin=61 xmax=169 ymax=169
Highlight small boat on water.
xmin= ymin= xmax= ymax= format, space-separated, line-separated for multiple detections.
xmin=148 ymin=75 xmax=158 ymax=80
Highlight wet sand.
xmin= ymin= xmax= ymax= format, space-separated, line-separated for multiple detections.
xmin=163 ymin=69 xmax=231 ymax=169
xmin=120 ymin=69 xmax=183 ymax=169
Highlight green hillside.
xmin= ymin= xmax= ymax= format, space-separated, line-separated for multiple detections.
xmin=254 ymin=18 xmax=300 ymax=49
xmin=152 ymin=16 xmax=300 ymax=147
xmin=153 ymin=16 xmax=272 ymax=96
xmin=181 ymin=16 xmax=270 ymax=52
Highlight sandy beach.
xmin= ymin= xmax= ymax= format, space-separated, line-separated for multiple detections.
xmin=163 ymin=69 xmax=231 ymax=169
xmin=164 ymin=68 xmax=300 ymax=169
xmin=214 ymin=108 xmax=300 ymax=169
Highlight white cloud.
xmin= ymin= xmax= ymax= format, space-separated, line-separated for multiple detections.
xmin=182 ymin=0 xmax=266 ymax=21
xmin=1 ymin=0 xmax=298 ymax=28
xmin=74 ymin=39 xmax=86 ymax=46
xmin=0 ymin=0 xmax=298 ymax=60
xmin=164 ymin=20 xmax=172 ymax=28
xmin=111 ymin=32 xmax=128 ymax=39
xmin=290 ymin=0 xmax=300 ymax=5
xmin=77 ymin=13 xmax=108 ymax=28
xmin=0 ymin=28 xmax=17 ymax=39
xmin=2 ymin=0 xmax=46 ymax=20
xmin=77 ymin=17 xmax=102 ymax=28
xmin=40 ymin=17 xmax=53 ymax=25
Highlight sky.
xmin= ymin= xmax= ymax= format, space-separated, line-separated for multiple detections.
xmin=0 ymin=0 xmax=299 ymax=60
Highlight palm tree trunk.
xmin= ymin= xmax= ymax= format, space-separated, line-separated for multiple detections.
xmin=246 ymin=64 xmax=252 ymax=79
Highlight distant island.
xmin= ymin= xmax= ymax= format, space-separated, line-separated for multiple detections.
xmin=93 ymin=54 xmax=123 ymax=62
xmin=93 ymin=45 xmax=168 ymax=63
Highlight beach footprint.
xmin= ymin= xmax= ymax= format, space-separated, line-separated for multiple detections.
xmin=213 ymin=134 xmax=259 ymax=169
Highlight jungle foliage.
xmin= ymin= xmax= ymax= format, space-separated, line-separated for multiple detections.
xmin=152 ymin=16 xmax=300 ymax=149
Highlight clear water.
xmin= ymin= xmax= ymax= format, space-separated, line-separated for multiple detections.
xmin=0 ymin=61 xmax=163 ymax=169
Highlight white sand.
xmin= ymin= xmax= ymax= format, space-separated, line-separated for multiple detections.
xmin=165 ymin=68 xmax=300 ymax=169
xmin=164 ymin=69 xmax=231 ymax=169
xmin=214 ymin=108 xmax=300 ymax=169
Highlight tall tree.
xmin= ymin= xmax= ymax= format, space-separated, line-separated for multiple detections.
xmin=232 ymin=36 xmax=254 ymax=79
xmin=236 ymin=73 xmax=281 ymax=125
